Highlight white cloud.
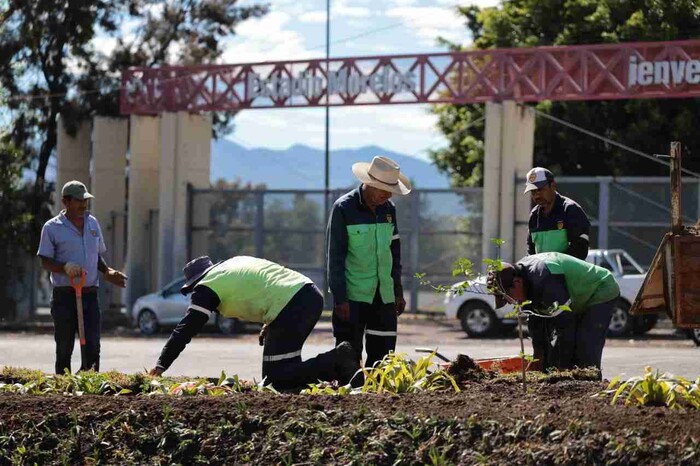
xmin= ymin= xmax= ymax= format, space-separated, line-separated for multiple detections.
xmin=299 ymin=0 xmax=370 ymax=23
xmin=385 ymin=6 xmax=468 ymax=46
xmin=299 ymin=10 xmax=327 ymax=23
xmin=334 ymin=0 xmax=371 ymax=18
xmin=220 ymin=12 xmax=314 ymax=63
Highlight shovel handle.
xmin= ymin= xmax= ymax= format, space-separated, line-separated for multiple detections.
xmin=70 ymin=271 xmax=87 ymax=346
xmin=415 ymin=347 xmax=451 ymax=363
xmin=70 ymin=270 xmax=87 ymax=297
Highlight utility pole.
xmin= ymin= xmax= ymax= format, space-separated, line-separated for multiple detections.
xmin=324 ymin=0 xmax=331 ymax=215
xmin=323 ymin=0 xmax=331 ymax=299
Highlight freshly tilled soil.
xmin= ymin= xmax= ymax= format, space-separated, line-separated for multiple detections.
xmin=1 ymin=380 xmax=699 ymax=465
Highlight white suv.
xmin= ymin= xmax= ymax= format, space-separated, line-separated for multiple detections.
xmin=444 ymin=249 xmax=656 ymax=338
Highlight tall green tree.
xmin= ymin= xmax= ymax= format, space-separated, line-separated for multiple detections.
xmin=430 ymin=0 xmax=700 ymax=187
xmin=0 ymin=0 xmax=268 ymax=242
xmin=0 ymin=132 xmax=34 ymax=320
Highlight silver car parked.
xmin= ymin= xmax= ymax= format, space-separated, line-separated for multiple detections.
xmin=131 ymin=277 xmax=239 ymax=335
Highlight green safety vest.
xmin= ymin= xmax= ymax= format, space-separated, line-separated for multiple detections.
xmin=541 ymin=252 xmax=620 ymax=312
xmin=345 ymin=222 xmax=395 ymax=304
xmin=198 ymin=256 xmax=311 ymax=324
xmin=531 ymin=230 xmax=568 ymax=254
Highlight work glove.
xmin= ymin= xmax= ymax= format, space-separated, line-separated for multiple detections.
xmin=63 ymin=262 xmax=82 ymax=278
xmin=259 ymin=324 xmax=269 ymax=346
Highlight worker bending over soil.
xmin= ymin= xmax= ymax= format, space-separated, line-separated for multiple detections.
xmin=150 ymin=256 xmax=359 ymax=389
xmin=489 ymin=252 xmax=619 ymax=377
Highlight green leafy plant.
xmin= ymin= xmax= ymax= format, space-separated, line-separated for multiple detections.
xmin=417 ymin=238 xmax=573 ymax=389
xmin=302 ymin=351 xmax=460 ymax=395
xmin=596 ymin=367 xmax=700 ymax=410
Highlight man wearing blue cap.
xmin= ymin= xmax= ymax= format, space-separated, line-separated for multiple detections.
xmin=524 ymin=167 xmax=591 ymax=261
xmin=37 ymin=180 xmax=128 ymax=374
xmin=149 ymin=256 xmax=359 ymax=389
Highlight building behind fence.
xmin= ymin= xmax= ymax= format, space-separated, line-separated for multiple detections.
xmin=20 ymin=177 xmax=700 ymax=320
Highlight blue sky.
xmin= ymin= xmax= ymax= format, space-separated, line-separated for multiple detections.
xmin=220 ymin=0 xmax=499 ymax=160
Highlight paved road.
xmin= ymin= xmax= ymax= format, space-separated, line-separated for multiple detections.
xmin=1 ymin=318 xmax=698 ymax=381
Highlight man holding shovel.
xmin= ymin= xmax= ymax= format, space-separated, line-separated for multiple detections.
xmin=37 ymin=181 xmax=127 ymax=374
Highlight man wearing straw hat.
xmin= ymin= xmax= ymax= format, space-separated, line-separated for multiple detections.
xmin=326 ymin=156 xmax=411 ymax=368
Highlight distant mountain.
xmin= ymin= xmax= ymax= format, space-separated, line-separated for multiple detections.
xmin=210 ymin=140 xmax=450 ymax=189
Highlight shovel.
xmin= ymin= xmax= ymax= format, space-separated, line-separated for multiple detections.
xmin=70 ymin=270 xmax=87 ymax=347
xmin=415 ymin=347 xmax=451 ymax=362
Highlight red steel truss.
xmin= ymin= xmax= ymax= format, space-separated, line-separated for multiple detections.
xmin=121 ymin=39 xmax=700 ymax=115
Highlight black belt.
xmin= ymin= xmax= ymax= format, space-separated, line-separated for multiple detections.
xmin=53 ymin=286 xmax=99 ymax=294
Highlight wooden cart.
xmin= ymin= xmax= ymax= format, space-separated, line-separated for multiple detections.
xmin=630 ymin=142 xmax=700 ymax=329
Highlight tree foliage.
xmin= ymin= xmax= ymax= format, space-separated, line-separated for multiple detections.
xmin=0 ymin=132 xmax=35 ymax=319
xmin=430 ymin=0 xmax=700 ymax=187
xmin=0 ymin=0 xmax=268 ymax=242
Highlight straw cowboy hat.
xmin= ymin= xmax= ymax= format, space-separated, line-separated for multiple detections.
xmin=352 ymin=156 xmax=412 ymax=195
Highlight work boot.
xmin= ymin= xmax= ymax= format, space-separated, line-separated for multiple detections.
xmin=335 ymin=341 xmax=361 ymax=386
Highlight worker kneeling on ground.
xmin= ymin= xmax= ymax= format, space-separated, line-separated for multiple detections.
xmin=488 ymin=252 xmax=620 ymax=378
xmin=149 ymin=256 xmax=359 ymax=389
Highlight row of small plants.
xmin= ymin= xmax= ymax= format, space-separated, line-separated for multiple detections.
xmin=0 ymin=352 xmax=457 ymax=398
xmin=1 ymin=362 xmax=698 ymax=410
xmin=0 ymin=367 xmax=270 ymax=397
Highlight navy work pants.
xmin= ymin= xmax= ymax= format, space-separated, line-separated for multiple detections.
xmin=50 ymin=287 xmax=101 ymax=374
xmin=332 ymin=289 xmax=397 ymax=368
xmin=262 ymin=283 xmax=338 ymax=389
xmin=528 ymin=298 xmax=615 ymax=377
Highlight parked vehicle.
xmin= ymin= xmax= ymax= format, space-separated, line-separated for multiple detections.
xmin=444 ymin=249 xmax=657 ymax=338
xmin=131 ymin=277 xmax=240 ymax=335
xmin=687 ymin=328 xmax=700 ymax=346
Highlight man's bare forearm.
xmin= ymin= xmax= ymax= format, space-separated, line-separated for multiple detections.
xmin=98 ymin=255 xmax=109 ymax=274
xmin=39 ymin=256 xmax=66 ymax=274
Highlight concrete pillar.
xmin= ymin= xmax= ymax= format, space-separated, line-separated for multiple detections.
xmin=56 ymin=116 xmax=91 ymax=213
xmin=498 ymin=102 xmax=518 ymax=262
xmin=91 ymin=117 xmax=128 ymax=309
xmin=481 ymin=102 xmax=535 ymax=266
xmin=513 ymin=105 xmax=536 ymax=262
xmin=126 ymin=115 xmax=161 ymax=311
xmin=482 ymin=102 xmax=503 ymax=268
xmin=157 ymin=112 xmax=211 ymax=288
xmin=191 ymin=190 xmax=213 ymax=259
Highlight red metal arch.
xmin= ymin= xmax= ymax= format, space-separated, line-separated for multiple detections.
xmin=121 ymin=39 xmax=700 ymax=115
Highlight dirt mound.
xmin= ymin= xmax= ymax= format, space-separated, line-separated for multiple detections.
xmin=447 ymin=353 xmax=491 ymax=382
xmin=1 ymin=379 xmax=698 ymax=465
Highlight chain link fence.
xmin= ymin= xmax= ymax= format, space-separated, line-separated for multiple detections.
xmin=553 ymin=177 xmax=700 ymax=266
xmin=21 ymin=177 xmax=698 ymax=319
xmin=189 ymin=188 xmax=483 ymax=313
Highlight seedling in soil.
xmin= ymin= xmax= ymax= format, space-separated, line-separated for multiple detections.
xmin=417 ymin=238 xmax=572 ymax=389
